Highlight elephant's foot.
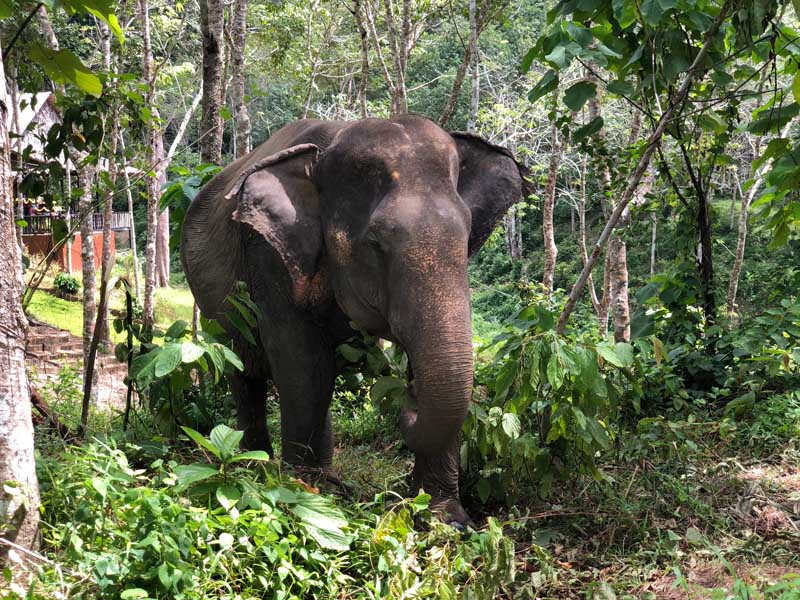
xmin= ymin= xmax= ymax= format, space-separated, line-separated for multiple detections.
xmin=411 ymin=445 xmax=471 ymax=528
xmin=429 ymin=496 xmax=473 ymax=530
xmin=288 ymin=463 xmax=352 ymax=497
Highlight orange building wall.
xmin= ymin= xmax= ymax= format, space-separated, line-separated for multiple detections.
xmin=24 ymin=232 xmax=113 ymax=272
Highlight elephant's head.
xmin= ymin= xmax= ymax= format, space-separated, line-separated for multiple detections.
xmin=227 ymin=115 xmax=527 ymax=507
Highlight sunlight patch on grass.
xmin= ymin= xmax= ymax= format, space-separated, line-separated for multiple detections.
xmin=27 ymin=290 xmax=84 ymax=337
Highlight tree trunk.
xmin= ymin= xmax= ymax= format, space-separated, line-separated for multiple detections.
xmin=466 ymin=0 xmax=479 ymax=133
xmin=383 ymin=0 xmax=407 ymax=115
xmin=353 ymin=0 xmax=370 ymax=118
xmin=99 ymin=21 xmax=116 ymax=350
xmin=542 ymin=101 xmax=560 ymax=293
xmin=139 ymin=0 xmax=158 ymax=329
xmin=200 ymin=0 xmax=226 ymax=165
xmin=118 ymin=134 xmax=141 ymax=299
xmin=578 ymin=156 xmax=601 ymax=316
xmin=65 ymin=160 xmax=73 ymax=273
xmin=610 ymin=236 xmax=630 ymax=341
xmin=231 ymin=0 xmax=251 ymax=157
xmin=650 ymin=210 xmax=657 ymax=276
xmin=78 ymin=165 xmax=98 ymax=399
xmin=0 ymin=47 xmax=40 ymax=568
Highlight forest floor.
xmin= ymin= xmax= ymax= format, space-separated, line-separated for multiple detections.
xmin=332 ymin=403 xmax=800 ymax=598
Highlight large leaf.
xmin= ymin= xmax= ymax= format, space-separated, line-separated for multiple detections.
xmin=749 ymin=102 xmax=800 ymax=135
xmin=154 ymin=343 xmax=183 ymax=378
xmin=528 ymin=69 xmax=558 ymax=104
xmin=62 ymin=0 xmax=124 ymax=44
xmin=641 ymin=0 xmax=677 ymax=26
xmin=180 ymin=425 xmax=221 ymax=460
xmin=180 ymin=341 xmax=205 ymax=364
xmin=612 ymin=0 xmax=638 ymax=28
xmin=209 ymin=424 xmax=244 ymax=462
xmin=28 ymin=44 xmax=102 ymax=98
xmin=369 ymin=376 xmax=406 ymax=403
xmin=289 ymin=493 xmax=352 ymax=551
xmin=174 ymin=464 xmax=218 ymax=489
xmin=573 ymin=117 xmax=604 ymax=143
xmin=563 ymin=81 xmax=597 ymax=112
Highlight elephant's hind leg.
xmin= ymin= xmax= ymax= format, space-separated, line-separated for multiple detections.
xmin=230 ymin=372 xmax=274 ymax=457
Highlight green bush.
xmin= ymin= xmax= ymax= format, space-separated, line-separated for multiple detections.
xmin=29 ymin=429 xmax=520 ymax=599
xmin=53 ymin=271 xmax=80 ymax=295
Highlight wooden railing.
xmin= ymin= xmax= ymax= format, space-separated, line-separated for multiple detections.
xmin=22 ymin=212 xmax=131 ymax=235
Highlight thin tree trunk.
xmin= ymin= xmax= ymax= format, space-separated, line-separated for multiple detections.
xmin=65 ymin=154 xmax=73 ymax=273
xmin=542 ymin=99 xmax=560 ymax=293
xmin=650 ymin=210 xmax=657 ymax=276
xmin=78 ymin=165 xmax=97 ymax=400
xmin=353 ymin=0 xmax=370 ymax=118
xmin=139 ymin=0 xmax=158 ymax=329
xmin=579 ymin=156 xmax=601 ymax=315
xmin=200 ymin=0 xmax=225 ymax=165
xmin=118 ymin=134 xmax=141 ymax=299
xmin=363 ymin=0 xmax=395 ymax=98
xmin=0 ymin=46 xmax=40 ymax=566
xmin=466 ymin=0 xmax=479 ymax=132
xmin=99 ymin=21 xmax=116 ymax=350
xmin=610 ymin=237 xmax=630 ymax=341
xmin=556 ymin=3 xmax=730 ymax=334
xmin=383 ymin=0 xmax=407 ymax=115
xmin=231 ymin=0 xmax=251 ymax=157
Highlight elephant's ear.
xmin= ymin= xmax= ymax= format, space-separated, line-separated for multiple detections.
xmin=451 ymin=132 xmax=531 ymax=257
xmin=227 ymin=144 xmax=322 ymax=297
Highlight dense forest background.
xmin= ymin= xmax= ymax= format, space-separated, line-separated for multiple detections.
xmin=1 ymin=0 xmax=799 ymax=598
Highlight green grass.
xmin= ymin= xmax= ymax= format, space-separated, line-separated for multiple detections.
xmin=27 ymin=285 xmax=196 ymax=339
xmin=27 ymin=290 xmax=85 ymax=338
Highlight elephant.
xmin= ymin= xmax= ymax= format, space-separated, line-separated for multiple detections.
xmin=180 ymin=114 xmax=528 ymax=525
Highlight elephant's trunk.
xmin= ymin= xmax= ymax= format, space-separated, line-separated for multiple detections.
xmin=395 ymin=285 xmax=473 ymax=457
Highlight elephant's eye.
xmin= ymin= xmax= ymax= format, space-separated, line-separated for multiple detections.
xmin=366 ymin=231 xmax=386 ymax=253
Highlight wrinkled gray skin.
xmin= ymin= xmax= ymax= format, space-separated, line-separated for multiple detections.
xmin=181 ymin=115 xmax=526 ymax=525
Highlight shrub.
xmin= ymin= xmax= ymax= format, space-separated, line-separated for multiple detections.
xmin=30 ymin=430 xmax=519 ymax=599
xmin=53 ymin=271 xmax=80 ymax=295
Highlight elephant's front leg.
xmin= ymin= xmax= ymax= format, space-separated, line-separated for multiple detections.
xmin=229 ymin=372 xmax=274 ymax=457
xmin=411 ymin=437 xmax=471 ymax=527
xmin=262 ymin=316 xmax=336 ymax=472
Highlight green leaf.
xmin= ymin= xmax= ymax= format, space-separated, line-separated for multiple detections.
xmin=641 ymin=0 xmax=677 ymax=26
xmin=338 ymin=343 xmax=364 ymax=362
xmin=63 ymin=0 xmax=124 ymax=44
xmin=216 ymin=485 xmax=241 ymax=511
xmin=607 ymin=79 xmax=633 ymax=96
xmin=614 ymin=342 xmax=635 ymax=367
xmin=220 ymin=345 xmax=244 ymax=371
xmin=612 ymin=0 xmax=638 ymax=28
xmin=154 ymin=343 xmax=182 ymax=378
xmin=477 ymin=478 xmax=491 ymax=504
xmin=501 ymin=413 xmax=521 ymax=439
xmin=164 ymin=320 xmax=188 ymax=340
xmin=369 ymin=376 xmax=406 ymax=403
xmin=573 ymin=117 xmax=604 ymax=142
xmin=596 ymin=342 xmax=624 ymax=368
xmin=528 ymin=69 xmax=558 ymax=104
xmin=28 ymin=44 xmax=102 ymax=98
xmin=749 ymin=102 xmax=800 ymax=135
xmin=685 ymin=527 xmax=704 ymax=545
xmin=697 ymin=112 xmax=727 ymax=135
xmin=180 ymin=426 xmax=222 ymax=459
xmin=563 ymin=81 xmax=597 ymax=112
xmin=174 ymin=463 xmax=218 ymax=489
xmin=209 ymin=425 xmax=244 ymax=461
xmin=130 ymin=350 xmax=159 ymax=387
xmin=180 ymin=342 xmax=205 ymax=364
xmin=792 ymin=73 xmax=800 ymax=105
xmin=290 ymin=493 xmax=352 ymax=551
xmin=0 ymin=0 xmax=15 ymax=18
xmin=228 ymin=450 xmax=270 ymax=462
